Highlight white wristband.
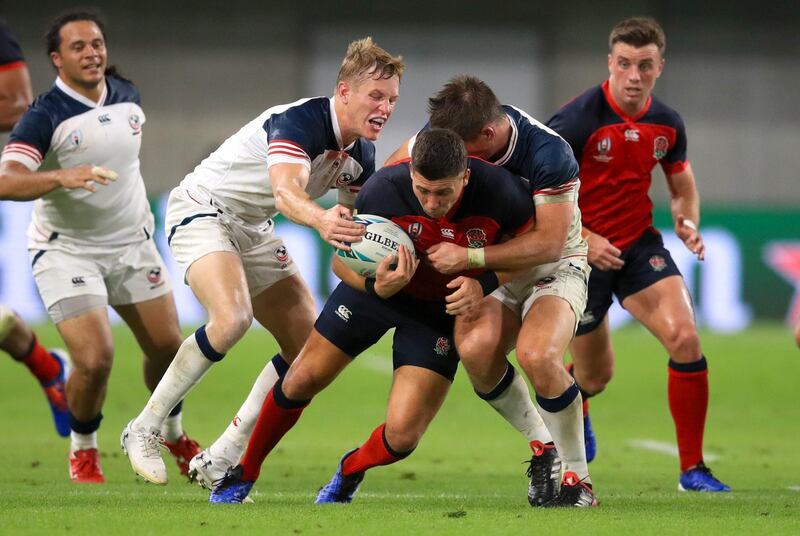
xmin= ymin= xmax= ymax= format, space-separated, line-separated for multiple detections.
xmin=467 ymin=247 xmax=486 ymax=269
xmin=682 ymin=219 xmax=697 ymax=231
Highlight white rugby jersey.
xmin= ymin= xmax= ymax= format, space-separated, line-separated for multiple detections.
xmin=1 ymin=76 xmax=152 ymax=248
xmin=180 ymin=97 xmax=375 ymax=226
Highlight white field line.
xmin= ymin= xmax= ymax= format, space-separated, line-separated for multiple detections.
xmin=787 ymin=485 xmax=800 ymax=491
xmin=628 ymin=439 xmax=719 ymax=462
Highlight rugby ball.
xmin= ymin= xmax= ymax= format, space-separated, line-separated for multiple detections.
xmin=335 ymin=214 xmax=416 ymax=278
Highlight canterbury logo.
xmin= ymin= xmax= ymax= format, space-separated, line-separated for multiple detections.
xmin=335 ymin=305 xmax=352 ymax=321
xmin=71 ymin=276 xmax=86 ymax=286
xmin=98 ymin=114 xmax=111 ymax=124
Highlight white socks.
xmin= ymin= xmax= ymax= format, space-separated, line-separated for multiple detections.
xmin=70 ymin=431 xmax=97 ymax=452
xmin=537 ymin=385 xmax=590 ymax=482
xmin=206 ymin=359 xmax=281 ymax=465
xmin=132 ymin=333 xmax=214 ymax=432
xmin=162 ymin=412 xmax=184 ymax=442
xmin=482 ymin=367 xmax=553 ymax=444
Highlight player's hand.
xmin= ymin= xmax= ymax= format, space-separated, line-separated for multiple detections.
xmin=316 ymin=204 xmax=365 ymax=251
xmin=57 ymin=165 xmax=118 ymax=193
xmin=374 ymin=245 xmax=419 ymax=298
xmin=426 ymin=242 xmax=468 ymax=274
xmin=675 ymin=214 xmax=705 ymax=261
xmin=444 ymin=276 xmax=483 ymax=317
xmin=586 ymin=230 xmax=624 ymax=271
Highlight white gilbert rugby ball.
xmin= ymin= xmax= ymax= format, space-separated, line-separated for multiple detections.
xmin=336 ymin=214 xmax=416 ymax=278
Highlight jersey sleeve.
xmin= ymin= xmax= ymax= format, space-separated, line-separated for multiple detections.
xmin=263 ymin=106 xmax=324 ymax=170
xmin=1 ymin=107 xmax=52 ymax=170
xmin=531 ymin=137 xmax=580 ymax=207
xmin=661 ymin=112 xmax=688 ymax=176
xmin=0 ymin=19 xmax=25 ymax=68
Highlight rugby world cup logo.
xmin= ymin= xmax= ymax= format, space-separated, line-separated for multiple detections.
xmin=466 ymin=228 xmax=487 ymax=248
xmin=653 ymin=136 xmax=669 ymax=159
xmin=407 ymin=222 xmax=422 ymax=239
xmin=70 ymin=129 xmax=83 ymax=148
xmin=594 ymin=137 xmax=612 ymax=162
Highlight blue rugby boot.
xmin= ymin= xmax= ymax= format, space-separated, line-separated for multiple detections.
xmin=43 ymin=349 xmax=71 ymax=438
xmin=679 ymin=462 xmax=731 ymax=492
xmin=315 ymin=449 xmax=364 ymax=504
xmin=209 ymin=465 xmax=254 ymax=504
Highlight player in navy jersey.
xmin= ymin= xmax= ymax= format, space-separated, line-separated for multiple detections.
xmin=0 ymin=12 xmax=201 ymax=483
xmin=0 ymin=19 xmax=74 ymax=439
xmin=121 ymin=38 xmax=404 ymax=486
xmin=547 ymin=17 xmax=729 ymax=492
xmin=387 ymin=77 xmax=596 ymax=507
xmin=208 ymin=129 xmax=536 ymax=504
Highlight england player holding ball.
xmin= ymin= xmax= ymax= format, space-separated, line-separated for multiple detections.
xmin=0 ymin=12 xmax=200 ymax=483
xmin=209 ymin=128 xmax=537 ymax=504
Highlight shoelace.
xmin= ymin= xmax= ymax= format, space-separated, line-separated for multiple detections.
xmin=138 ymin=431 xmax=165 ymax=458
xmin=73 ymin=452 xmax=100 ymax=475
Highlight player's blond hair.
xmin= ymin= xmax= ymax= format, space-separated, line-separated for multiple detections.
xmin=337 ymin=37 xmax=404 ymax=85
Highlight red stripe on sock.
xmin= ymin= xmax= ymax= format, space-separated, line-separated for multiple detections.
xmin=668 ymin=367 xmax=708 ymax=471
xmin=22 ymin=337 xmax=60 ymax=384
xmin=240 ymin=387 xmax=306 ymax=481
xmin=341 ymin=424 xmax=401 ymax=476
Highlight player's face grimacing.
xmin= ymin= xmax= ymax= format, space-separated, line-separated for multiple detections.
xmin=607 ymin=42 xmax=664 ymax=115
xmin=51 ymin=21 xmax=107 ymax=90
xmin=410 ymin=168 xmax=470 ymax=218
xmin=341 ymin=72 xmax=400 ymax=143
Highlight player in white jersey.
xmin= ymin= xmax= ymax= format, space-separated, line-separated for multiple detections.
xmin=0 ymin=12 xmax=200 ymax=483
xmin=121 ymin=37 xmax=404 ymax=486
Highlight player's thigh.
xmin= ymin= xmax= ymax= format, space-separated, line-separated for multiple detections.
xmin=385 ymin=365 xmax=451 ymax=450
xmin=454 ymin=296 xmax=518 ymax=389
xmin=56 ymin=307 xmax=114 ymax=375
xmin=621 ymin=275 xmax=700 ymax=360
xmin=113 ymin=293 xmax=182 ymax=358
xmin=251 ymin=272 xmax=316 ymax=361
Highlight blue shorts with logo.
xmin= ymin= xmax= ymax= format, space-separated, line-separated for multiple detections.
xmin=576 ymin=228 xmax=683 ymax=335
xmin=315 ymin=283 xmax=459 ymax=381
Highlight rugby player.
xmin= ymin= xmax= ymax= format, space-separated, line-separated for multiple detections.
xmin=121 ymin=37 xmax=403 ymax=486
xmin=546 ymin=16 xmax=729 ymax=492
xmin=388 ymin=77 xmax=596 ymax=507
xmin=0 ymin=12 xmax=200 ymax=483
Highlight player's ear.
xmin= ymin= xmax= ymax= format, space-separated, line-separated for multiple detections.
xmin=607 ymin=53 xmax=613 ymax=72
xmin=480 ymin=125 xmax=494 ymax=142
xmin=337 ymin=80 xmax=351 ymax=104
xmin=50 ymin=51 xmax=62 ymax=70
xmin=462 ymin=168 xmax=471 ymax=186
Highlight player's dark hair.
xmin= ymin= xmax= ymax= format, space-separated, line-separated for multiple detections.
xmin=411 ymin=128 xmax=468 ymax=180
xmin=45 ymin=10 xmax=130 ymax=82
xmin=428 ymin=75 xmax=505 ymax=142
xmin=609 ymin=17 xmax=666 ymax=55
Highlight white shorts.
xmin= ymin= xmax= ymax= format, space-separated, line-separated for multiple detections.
xmin=165 ymin=187 xmax=298 ymax=296
xmin=30 ymin=238 xmax=172 ymax=317
xmin=492 ymin=256 xmax=590 ymax=328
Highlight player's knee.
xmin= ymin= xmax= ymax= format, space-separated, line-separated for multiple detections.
xmin=208 ymin=309 xmax=253 ymax=351
xmin=516 ymin=344 xmax=562 ymax=373
xmin=662 ymin=323 xmax=701 ymax=362
xmin=74 ymin=347 xmax=114 ymax=383
xmin=281 ymin=367 xmax=325 ymax=401
xmin=383 ymin=425 xmax=421 ymax=454
xmin=456 ymin=329 xmax=495 ymax=366
xmin=579 ymin=367 xmax=613 ymax=395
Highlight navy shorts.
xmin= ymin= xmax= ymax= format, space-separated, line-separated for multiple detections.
xmin=315 ymin=283 xmax=459 ymax=381
xmin=576 ymin=228 xmax=683 ymax=335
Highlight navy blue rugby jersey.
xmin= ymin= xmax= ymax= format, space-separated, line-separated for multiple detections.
xmin=355 ymin=157 xmax=533 ymax=301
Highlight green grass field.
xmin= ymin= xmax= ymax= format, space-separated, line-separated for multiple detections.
xmin=1 ymin=323 xmax=798 ymax=535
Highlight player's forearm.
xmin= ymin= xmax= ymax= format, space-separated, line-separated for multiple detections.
xmin=670 ymin=190 xmax=700 ymax=226
xmin=274 ymin=183 xmax=325 ymax=230
xmin=483 ymin=231 xmax=564 ymax=270
xmin=0 ymin=168 xmax=62 ymax=201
